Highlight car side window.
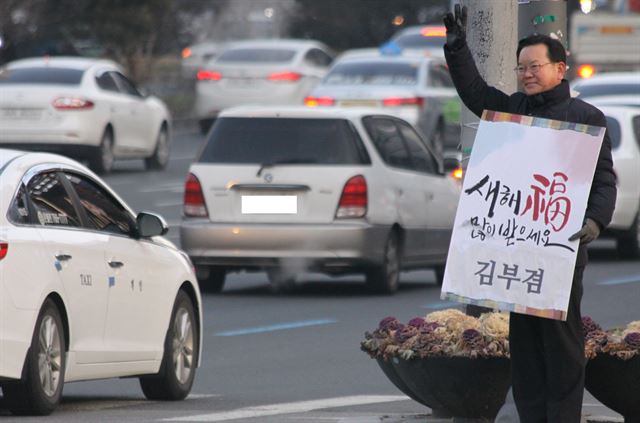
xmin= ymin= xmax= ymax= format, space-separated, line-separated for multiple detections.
xmin=605 ymin=116 xmax=621 ymax=149
xmin=95 ymin=71 xmax=119 ymax=92
xmin=364 ymin=117 xmax=411 ymax=170
xmin=397 ymin=121 xmax=437 ymax=174
xmin=632 ymin=115 xmax=640 ymax=150
xmin=27 ymin=172 xmax=81 ymax=227
xmin=304 ymin=49 xmax=333 ymax=67
xmin=111 ymin=72 xmax=142 ymax=97
xmin=63 ymin=172 xmax=135 ymax=236
xmin=7 ymin=184 xmax=32 ymax=224
xmin=428 ymin=63 xmax=453 ymax=88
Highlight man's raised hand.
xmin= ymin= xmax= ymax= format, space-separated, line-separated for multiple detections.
xmin=443 ymin=4 xmax=468 ymax=51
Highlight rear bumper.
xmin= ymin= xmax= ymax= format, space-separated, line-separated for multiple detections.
xmin=180 ymin=220 xmax=390 ymax=270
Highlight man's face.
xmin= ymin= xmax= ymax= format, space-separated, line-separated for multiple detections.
xmin=517 ymin=44 xmax=566 ymax=95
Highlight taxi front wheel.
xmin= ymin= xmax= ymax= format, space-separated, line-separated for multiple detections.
xmin=140 ymin=291 xmax=198 ymax=400
xmin=2 ymin=299 xmax=66 ymax=416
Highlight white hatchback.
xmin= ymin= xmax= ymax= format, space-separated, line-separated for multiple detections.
xmin=0 ymin=149 xmax=201 ymax=415
xmin=180 ymin=106 xmax=461 ymax=294
xmin=0 ymin=57 xmax=172 ymax=174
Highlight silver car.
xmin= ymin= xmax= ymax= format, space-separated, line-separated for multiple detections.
xmin=180 ymin=106 xmax=461 ymax=294
xmin=305 ymin=53 xmax=461 ymax=155
xmin=193 ymin=39 xmax=334 ymax=133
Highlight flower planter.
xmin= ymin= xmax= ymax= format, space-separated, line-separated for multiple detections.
xmin=585 ymin=354 xmax=640 ymax=422
xmin=392 ymin=356 xmax=511 ymax=419
xmin=376 ymin=356 xmax=452 ymax=418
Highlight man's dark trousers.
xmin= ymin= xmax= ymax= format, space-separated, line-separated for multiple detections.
xmin=509 ymin=266 xmax=586 ymax=423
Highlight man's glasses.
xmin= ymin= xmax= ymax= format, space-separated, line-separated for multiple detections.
xmin=513 ymin=62 xmax=554 ymax=75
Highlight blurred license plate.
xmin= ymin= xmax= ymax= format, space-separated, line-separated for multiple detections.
xmin=241 ymin=195 xmax=297 ymax=214
xmin=339 ymin=100 xmax=378 ymax=107
xmin=1 ymin=108 xmax=43 ymax=120
xmin=226 ymin=78 xmax=259 ymax=88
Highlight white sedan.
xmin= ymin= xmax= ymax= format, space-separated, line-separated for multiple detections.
xmin=181 ymin=106 xmax=461 ymax=294
xmin=0 ymin=57 xmax=172 ymax=174
xmin=0 ymin=149 xmax=201 ymax=415
xmin=194 ymin=39 xmax=334 ymax=133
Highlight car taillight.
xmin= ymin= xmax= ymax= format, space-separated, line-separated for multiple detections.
xmin=336 ymin=175 xmax=367 ymax=219
xmin=577 ymin=64 xmax=595 ymax=79
xmin=182 ymin=47 xmax=192 ymax=59
xmin=197 ymin=70 xmax=222 ymax=81
xmin=304 ymin=96 xmax=335 ymax=107
xmin=450 ymin=166 xmax=464 ymax=180
xmin=382 ymin=97 xmax=424 ymax=107
xmin=268 ymin=71 xmax=302 ymax=82
xmin=0 ymin=242 xmax=8 ymax=260
xmin=52 ymin=97 xmax=94 ymax=110
xmin=183 ymin=173 xmax=208 ymax=217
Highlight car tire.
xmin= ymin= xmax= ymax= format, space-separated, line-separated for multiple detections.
xmin=616 ymin=212 xmax=640 ymax=259
xmin=434 ymin=265 xmax=446 ymax=287
xmin=90 ymin=129 xmax=114 ymax=174
xmin=199 ymin=266 xmax=226 ymax=294
xmin=2 ymin=299 xmax=66 ymax=416
xmin=145 ymin=127 xmax=170 ymax=170
xmin=267 ymin=268 xmax=296 ymax=293
xmin=140 ymin=290 xmax=198 ymax=401
xmin=366 ymin=231 xmax=400 ymax=294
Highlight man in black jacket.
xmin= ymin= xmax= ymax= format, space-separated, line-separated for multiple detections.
xmin=443 ymin=5 xmax=617 ymax=422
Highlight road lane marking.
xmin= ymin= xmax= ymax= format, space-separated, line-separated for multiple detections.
xmin=163 ymin=395 xmax=408 ymax=422
xmin=422 ymin=301 xmax=460 ymax=310
xmin=598 ymin=275 xmax=640 ymax=286
xmin=215 ymin=318 xmax=337 ymax=336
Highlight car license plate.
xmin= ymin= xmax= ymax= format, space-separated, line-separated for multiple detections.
xmin=339 ymin=100 xmax=378 ymax=107
xmin=241 ymin=195 xmax=297 ymax=214
xmin=1 ymin=108 xmax=43 ymax=120
xmin=226 ymin=78 xmax=260 ymax=88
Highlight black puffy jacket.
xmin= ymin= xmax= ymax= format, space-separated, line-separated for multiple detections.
xmin=444 ymin=43 xmax=617 ymax=266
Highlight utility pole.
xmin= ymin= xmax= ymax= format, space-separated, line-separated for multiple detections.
xmin=456 ymin=0 xmax=518 ymax=318
xmin=518 ymin=1 xmax=568 ymax=59
xmin=457 ymin=0 xmax=518 ymax=173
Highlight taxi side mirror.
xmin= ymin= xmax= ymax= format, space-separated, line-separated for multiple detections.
xmin=137 ymin=212 xmax=168 ymax=237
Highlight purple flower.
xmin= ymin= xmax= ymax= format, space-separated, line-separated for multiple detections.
xmin=407 ymin=317 xmax=425 ymax=328
xmin=394 ymin=325 xmax=417 ymax=344
xmin=378 ymin=316 xmax=400 ymax=331
xmin=419 ymin=321 xmax=441 ymax=334
xmin=624 ymin=332 xmax=640 ymax=349
xmin=582 ymin=316 xmax=602 ymax=336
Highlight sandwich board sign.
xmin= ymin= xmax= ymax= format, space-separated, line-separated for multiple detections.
xmin=441 ymin=110 xmax=605 ymax=321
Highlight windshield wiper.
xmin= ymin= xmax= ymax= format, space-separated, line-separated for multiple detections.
xmin=256 ymin=158 xmax=317 ymax=177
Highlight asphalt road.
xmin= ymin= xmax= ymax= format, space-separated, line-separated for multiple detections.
xmin=1 ymin=126 xmax=636 ymax=422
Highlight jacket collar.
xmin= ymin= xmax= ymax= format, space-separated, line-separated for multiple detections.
xmin=527 ymin=79 xmax=570 ymax=108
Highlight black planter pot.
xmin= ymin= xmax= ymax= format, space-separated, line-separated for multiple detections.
xmin=392 ymin=356 xmax=511 ymax=419
xmin=585 ymin=354 xmax=640 ymax=422
xmin=375 ymin=357 xmax=451 ymax=418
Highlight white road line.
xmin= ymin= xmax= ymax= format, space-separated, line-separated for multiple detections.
xmin=164 ymin=395 xmax=408 ymax=422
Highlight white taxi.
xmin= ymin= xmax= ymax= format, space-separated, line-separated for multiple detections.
xmin=0 ymin=149 xmax=201 ymax=415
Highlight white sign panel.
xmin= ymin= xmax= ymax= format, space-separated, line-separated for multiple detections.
xmin=441 ymin=110 xmax=605 ymax=320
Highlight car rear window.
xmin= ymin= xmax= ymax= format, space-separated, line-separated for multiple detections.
xmin=392 ymin=33 xmax=445 ymax=49
xmin=323 ymin=61 xmax=419 ymax=86
xmin=217 ymin=48 xmax=296 ymax=63
xmin=199 ymin=117 xmax=370 ymax=165
xmin=0 ymin=67 xmax=84 ymax=85
xmin=575 ymin=83 xmax=640 ymax=98
xmin=605 ymin=116 xmax=621 ymax=149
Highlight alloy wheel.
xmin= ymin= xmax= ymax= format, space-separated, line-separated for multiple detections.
xmin=172 ymin=307 xmax=194 ymax=385
xmin=37 ymin=315 xmax=62 ymax=397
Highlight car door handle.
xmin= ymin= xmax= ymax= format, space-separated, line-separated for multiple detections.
xmin=55 ymin=254 xmax=72 ymax=261
xmin=108 ymin=260 xmax=124 ymax=268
